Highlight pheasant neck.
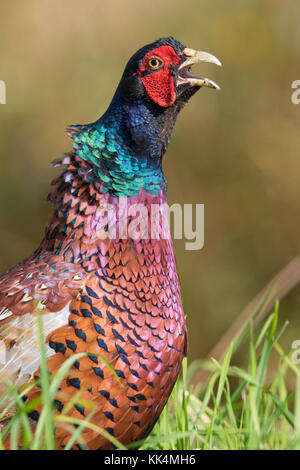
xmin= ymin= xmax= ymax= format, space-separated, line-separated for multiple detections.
xmin=67 ymin=95 xmax=183 ymax=197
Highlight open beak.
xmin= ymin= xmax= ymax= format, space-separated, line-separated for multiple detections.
xmin=178 ymin=48 xmax=222 ymax=91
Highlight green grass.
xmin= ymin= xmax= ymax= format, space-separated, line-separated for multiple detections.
xmin=1 ymin=302 xmax=300 ymax=450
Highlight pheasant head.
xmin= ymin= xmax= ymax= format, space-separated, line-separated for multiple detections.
xmin=115 ymin=36 xmax=221 ymax=107
xmin=67 ymin=37 xmax=221 ymax=197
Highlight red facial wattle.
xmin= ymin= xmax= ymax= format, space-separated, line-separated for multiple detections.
xmin=137 ymin=45 xmax=181 ymax=107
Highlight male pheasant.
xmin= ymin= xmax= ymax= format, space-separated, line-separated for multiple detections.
xmin=0 ymin=37 xmax=221 ymax=449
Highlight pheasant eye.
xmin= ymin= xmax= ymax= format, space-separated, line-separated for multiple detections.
xmin=147 ymin=58 xmax=162 ymax=70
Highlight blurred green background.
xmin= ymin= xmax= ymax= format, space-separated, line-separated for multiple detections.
xmin=1 ymin=0 xmax=300 ymax=367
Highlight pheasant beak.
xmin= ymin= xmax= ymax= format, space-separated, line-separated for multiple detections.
xmin=178 ymin=48 xmax=222 ymax=91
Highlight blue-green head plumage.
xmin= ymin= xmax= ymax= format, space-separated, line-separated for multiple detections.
xmin=66 ymin=37 xmax=216 ymax=197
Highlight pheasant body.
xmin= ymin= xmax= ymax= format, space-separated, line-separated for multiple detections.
xmin=0 ymin=37 xmax=221 ymax=449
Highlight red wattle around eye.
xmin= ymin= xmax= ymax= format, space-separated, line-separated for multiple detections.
xmin=137 ymin=45 xmax=181 ymax=107
xmin=141 ymin=70 xmax=176 ymax=108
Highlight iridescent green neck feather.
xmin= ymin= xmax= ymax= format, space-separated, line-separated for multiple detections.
xmin=67 ymin=84 xmax=184 ymax=197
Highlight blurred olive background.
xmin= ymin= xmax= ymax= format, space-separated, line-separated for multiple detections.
xmin=1 ymin=0 xmax=300 ymax=366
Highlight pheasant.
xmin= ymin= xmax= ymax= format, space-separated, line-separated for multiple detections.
xmin=0 ymin=37 xmax=221 ymax=449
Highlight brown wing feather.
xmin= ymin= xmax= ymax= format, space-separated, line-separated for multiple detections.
xmin=0 ymin=251 xmax=87 ymax=403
